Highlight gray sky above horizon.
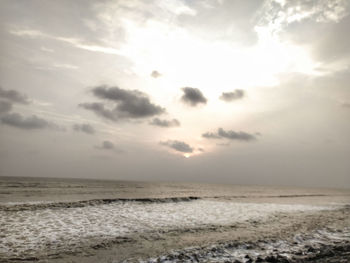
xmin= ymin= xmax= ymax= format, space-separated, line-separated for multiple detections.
xmin=0 ymin=0 xmax=349 ymax=188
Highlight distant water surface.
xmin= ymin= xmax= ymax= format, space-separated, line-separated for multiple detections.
xmin=0 ymin=176 xmax=349 ymax=205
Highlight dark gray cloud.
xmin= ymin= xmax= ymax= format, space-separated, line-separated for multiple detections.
xmin=80 ymin=86 xmax=165 ymax=121
xmin=1 ymin=112 xmax=52 ymax=130
xmin=202 ymin=128 xmax=256 ymax=141
xmin=181 ymin=87 xmax=207 ymax=106
xmin=95 ymin=140 xmax=124 ymax=154
xmin=151 ymin=70 xmax=162 ymax=78
xmin=73 ymin=123 xmax=95 ymax=134
xmin=220 ymin=89 xmax=244 ymax=102
xmin=0 ymin=87 xmax=30 ymax=104
xmin=149 ymin=118 xmax=180 ymax=128
xmin=160 ymin=140 xmax=193 ymax=153
xmin=79 ymin=102 xmax=117 ymax=121
xmin=0 ymin=101 xmax=12 ymax=114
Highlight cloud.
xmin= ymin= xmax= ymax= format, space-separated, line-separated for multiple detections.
xmin=220 ymin=89 xmax=245 ymax=102
xmin=80 ymin=86 xmax=165 ymax=121
xmin=10 ymin=28 xmax=124 ymax=56
xmin=0 ymin=87 xmax=30 ymax=104
xmin=341 ymin=102 xmax=350 ymax=108
xmin=99 ymin=140 xmax=114 ymax=150
xmin=53 ymin=63 xmax=79 ymax=70
xmin=73 ymin=123 xmax=95 ymax=134
xmin=181 ymin=87 xmax=207 ymax=106
xmin=202 ymin=128 xmax=256 ymax=141
xmin=216 ymin=142 xmax=231 ymax=147
xmin=95 ymin=140 xmax=124 ymax=153
xmin=151 ymin=70 xmax=162 ymax=78
xmin=160 ymin=140 xmax=193 ymax=153
xmin=149 ymin=118 xmax=180 ymax=128
xmin=0 ymin=101 xmax=12 ymax=114
xmin=269 ymin=1 xmax=350 ymax=63
xmin=79 ymin=102 xmax=117 ymax=121
xmin=0 ymin=112 xmax=53 ymax=130
xmin=178 ymin=0 xmax=263 ymax=46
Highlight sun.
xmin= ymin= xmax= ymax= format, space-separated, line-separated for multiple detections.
xmin=184 ymin=153 xmax=191 ymax=158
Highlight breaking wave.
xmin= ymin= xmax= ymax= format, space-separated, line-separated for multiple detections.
xmin=0 ymin=196 xmax=200 ymax=212
xmin=134 ymin=228 xmax=350 ymax=263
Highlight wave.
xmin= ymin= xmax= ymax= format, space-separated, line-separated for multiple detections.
xmin=0 ymin=193 xmax=332 ymax=212
xmin=212 ymin=194 xmax=328 ymax=199
xmin=132 ymin=227 xmax=350 ymax=263
xmin=0 ymin=194 xmax=329 ymax=212
xmin=0 ymin=196 xmax=201 ymax=212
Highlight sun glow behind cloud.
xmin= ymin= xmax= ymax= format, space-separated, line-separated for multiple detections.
xmin=118 ymin=17 xmax=319 ymax=90
xmin=105 ymin=14 xmax=320 ymax=155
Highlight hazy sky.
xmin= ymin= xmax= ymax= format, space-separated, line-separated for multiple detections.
xmin=0 ymin=0 xmax=349 ymax=188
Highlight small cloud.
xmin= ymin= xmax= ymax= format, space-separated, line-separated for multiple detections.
xmin=181 ymin=87 xmax=207 ymax=107
xmin=0 ymin=87 xmax=30 ymax=104
xmin=100 ymin=140 xmax=114 ymax=149
xmin=151 ymin=70 xmax=162 ymax=78
xmin=0 ymin=112 xmax=57 ymax=130
xmin=95 ymin=140 xmax=124 ymax=153
xmin=53 ymin=63 xmax=79 ymax=70
xmin=149 ymin=118 xmax=180 ymax=127
xmin=216 ymin=142 xmax=231 ymax=147
xmin=220 ymin=89 xmax=245 ymax=102
xmin=160 ymin=140 xmax=193 ymax=153
xmin=40 ymin=47 xmax=54 ymax=52
xmin=341 ymin=102 xmax=350 ymax=108
xmin=202 ymin=127 xmax=257 ymax=141
xmin=80 ymin=85 xmax=165 ymax=121
xmin=73 ymin=123 xmax=95 ymax=134
xmin=0 ymin=101 xmax=12 ymax=114
xmin=10 ymin=29 xmax=45 ymax=38
xmin=198 ymin=147 xmax=205 ymax=152
xmin=10 ymin=29 xmax=123 ymax=56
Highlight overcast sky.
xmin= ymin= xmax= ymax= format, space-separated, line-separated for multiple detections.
xmin=0 ymin=0 xmax=349 ymax=188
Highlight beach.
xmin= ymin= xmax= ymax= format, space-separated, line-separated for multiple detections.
xmin=1 ymin=176 xmax=349 ymax=263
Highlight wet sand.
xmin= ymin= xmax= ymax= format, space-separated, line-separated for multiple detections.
xmin=0 ymin=176 xmax=349 ymax=263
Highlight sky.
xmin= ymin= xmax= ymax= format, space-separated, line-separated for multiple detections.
xmin=0 ymin=0 xmax=349 ymax=188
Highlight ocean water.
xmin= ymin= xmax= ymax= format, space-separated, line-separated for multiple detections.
xmin=0 ymin=176 xmax=349 ymax=262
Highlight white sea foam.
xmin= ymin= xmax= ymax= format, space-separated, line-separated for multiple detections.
xmin=0 ymin=200 xmax=333 ymax=259
xmin=136 ymin=227 xmax=350 ymax=263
